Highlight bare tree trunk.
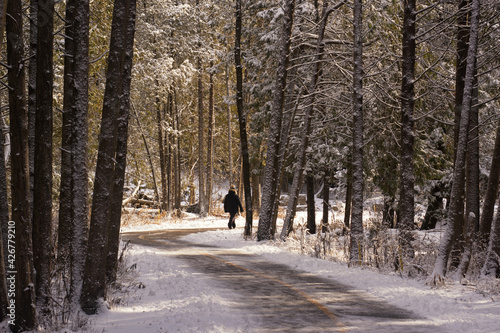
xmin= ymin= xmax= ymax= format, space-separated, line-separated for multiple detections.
xmin=157 ymin=95 xmax=167 ymax=211
xmin=0 ymin=0 xmax=11 ymax=322
xmin=480 ymin=116 xmax=500 ymax=242
xmin=106 ymin=4 xmax=136 ymax=284
xmin=206 ymin=64 xmax=215 ymax=214
xmin=174 ymin=91 xmax=182 ymax=210
xmin=344 ymin=156 xmax=352 ymax=229
xmin=350 ymin=0 xmax=364 ymax=266
xmin=257 ymin=0 xmax=295 ymax=241
xmin=432 ymin=0 xmax=480 ymax=283
xmin=197 ymin=57 xmax=206 ymax=216
xmin=306 ymin=175 xmax=316 ymax=234
xmin=7 ymin=0 xmax=37 ymax=328
xmin=482 ymin=192 xmax=500 ymax=277
xmin=32 ymin=0 xmax=55 ymax=310
xmin=0 ymin=106 xmax=9 ymax=321
xmin=81 ymin=0 xmax=137 ymax=314
xmin=225 ymin=65 xmax=233 ymax=187
xmin=235 ymin=0 xmax=253 ymax=236
xmin=69 ymin=5 xmax=91 ymax=301
xmin=322 ymin=175 xmax=330 ymax=233
xmin=399 ymin=0 xmax=416 ymax=262
xmin=28 ymin=0 xmax=37 ymax=226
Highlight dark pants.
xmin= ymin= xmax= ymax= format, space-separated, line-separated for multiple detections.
xmin=228 ymin=212 xmax=237 ymax=229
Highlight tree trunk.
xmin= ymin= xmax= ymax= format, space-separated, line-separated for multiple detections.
xmin=81 ymin=0 xmax=137 ymax=314
xmin=28 ymin=0 xmax=37 ymax=228
xmin=481 ymin=191 xmax=500 ymax=277
xmin=432 ymin=0 xmax=480 ymax=283
xmin=344 ymin=155 xmax=352 ymax=229
xmin=480 ymin=115 xmax=500 ymax=242
xmin=306 ymin=175 xmax=316 ymax=234
xmin=257 ymin=0 xmax=295 ymax=241
xmin=106 ymin=5 xmax=136 ymax=283
xmin=322 ymin=175 xmax=330 ymax=233
xmin=57 ymin=0 xmax=75 ymax=267
xmin=33 ymin=0 xmax=55 ymax=310
xmin=157 ymin=95 xmax=167 ymax=211
xmin=399 ymin=0 xmax=416 ymax=261
xmin=350 ymin=0 xmax=364 ymax=266
xmin=0 ymin=107 xmax=9 ymax=321
xmin=174 ymin=91 xmax=182 ymax=210
xmin=235 ymin=0 xmax=253 ymax=236
xmin=197 ymin=57 xmax=206 ymax=216
xmin=225 ymin=66 xmax=234 ymax=189
xmin=455 ymin=71 xmax=480 ymax=279
xmin=7 ymin=0 xmax=37 ymax=328
xmin=207 ymin=64 xmax=215 ymax=214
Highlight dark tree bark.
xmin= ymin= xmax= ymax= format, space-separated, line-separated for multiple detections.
xmin=450 ymin=0 xmax=471 ymax=270
xmin=0 ymin=110 xmax=9 ymax=321
xmin=207 ymin=64 xmax=215 ymax=214
xmin=174 ymin=91 xmax=182 ymax=210
xmin=81 ymin=0 xmax=137 ymax=314
xmin=350 ymin=0 xmax=364 ymax=265
xmin=0 ymin=0 xmax=10 ymax=321
xmin=480 ymin=116 xmax=500 ymax=242
xmin=33 ymin=0 xmax=55 ymax=310
xmin=235 ymin=0 xmax=253 ymax=236
xmin=322 ymin=175 xmax=330 ymax=233
xmin=482 ymin=192 xmax=500 ymax=277
xmin=432 ymin=0 xmax=480 ymax=282
xmin=399 ymin=0 xmax=416 ymax=260
xmin=57 ymin=0 xmax=75 ymax=267
xmin=257 ymin=0 xmax=295 ymax=241
xmin=28 ymin=0 xmax=37 ymax=226
xmin=68 ymin=0 xmax=90 ymax=305
xmin=344 ymin=155 xmax=352 ymax=229
xmin=306 ymin=175 xmax=316 ymax=234
xmin=197 ymin=57 xmax=206 ymax=216
xmin=106 ymin=4 xmax=136 ymax=283
xmin=7 ymin=0 xmax=37 ymax=328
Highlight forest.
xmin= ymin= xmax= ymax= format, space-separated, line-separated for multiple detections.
xmin=0 ymin=0 xmax=499 ymax=331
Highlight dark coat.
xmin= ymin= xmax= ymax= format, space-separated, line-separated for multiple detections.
xmin=223 ymin=190 xmax=244 ymax=214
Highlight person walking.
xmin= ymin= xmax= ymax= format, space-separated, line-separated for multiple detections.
xmin=223 ymin=185 xmax=244 ymax=229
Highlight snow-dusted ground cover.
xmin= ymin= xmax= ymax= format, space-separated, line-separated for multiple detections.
xmin=3 ymin=210 xmax=498 ymax=332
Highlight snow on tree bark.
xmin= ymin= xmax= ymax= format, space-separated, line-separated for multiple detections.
xmin=399 ymin=0 xmax=416 ymax=261
xmin=81 ymin=0 xmax=137 ymax=314
xmin=482 ymin=191 xmax=500 ymax=277
xmin=432 ymin=0 xmax=480 ymax=284
xmin=7 ymin=0 xmax=37 ymax=328
xmin=350 ymin=0 xmax=364 ymax=265
xmin=258 ymin=0 xmax=295 ymax=241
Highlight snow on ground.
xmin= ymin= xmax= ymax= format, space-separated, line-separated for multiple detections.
xmin=98 ymin=213 xmax=499 ymax=332
xmin=3 ymin=211 xmax=499 ymax=332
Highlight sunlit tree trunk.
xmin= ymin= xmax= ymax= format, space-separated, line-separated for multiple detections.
xmin=206 ymin=65 xmax=215 ymax=214
xmin=257 ymin=0 xmax=295 ymax=241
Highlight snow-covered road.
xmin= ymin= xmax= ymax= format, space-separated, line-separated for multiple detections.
xmin=123 ymin=229 xmax=442 ymax=332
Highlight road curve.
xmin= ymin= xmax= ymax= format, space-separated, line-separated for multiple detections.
xmin=123 ymin=229 xmax=442 ymax=333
